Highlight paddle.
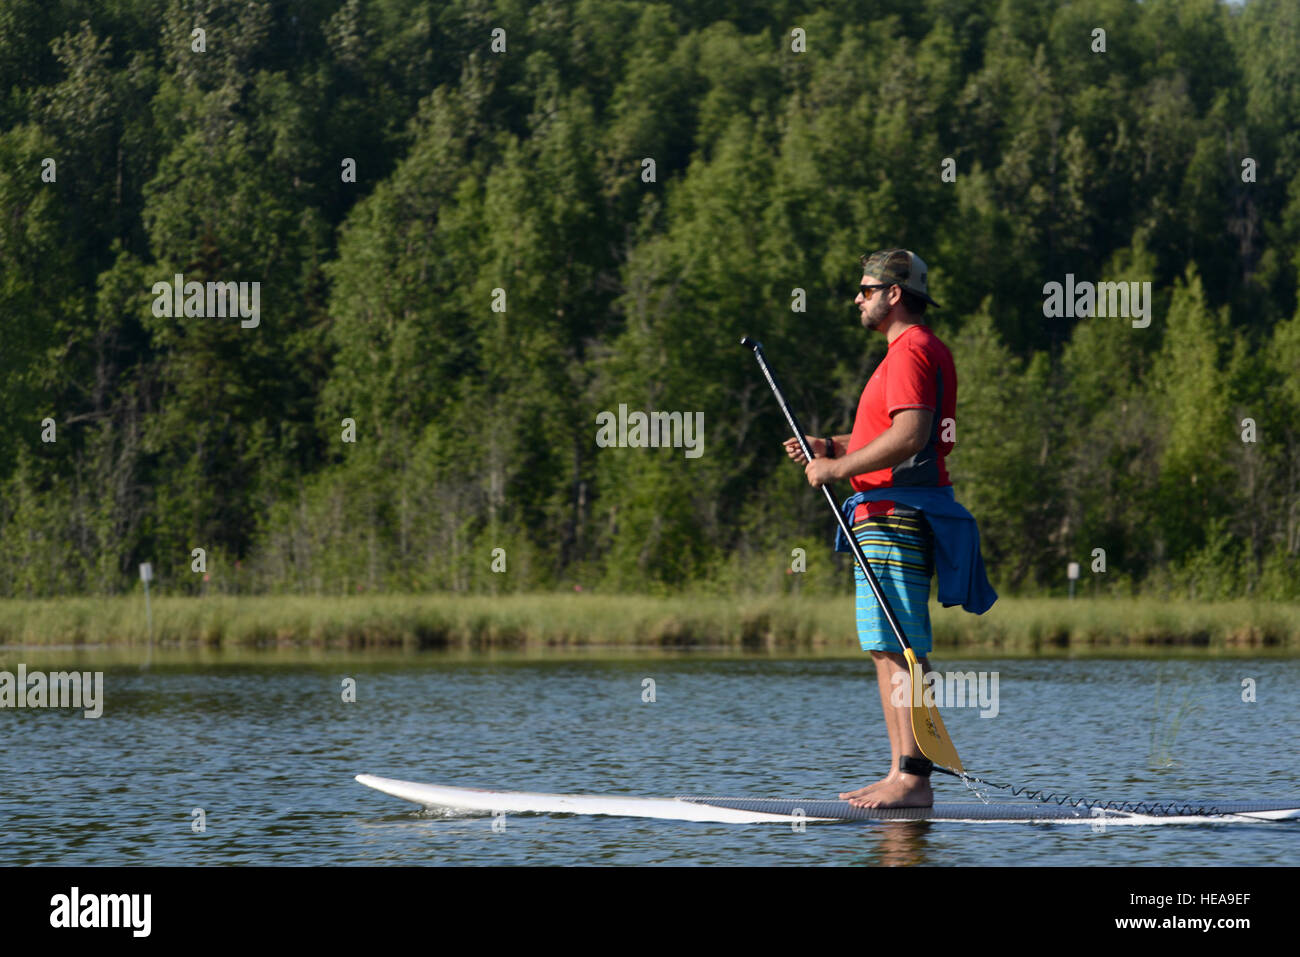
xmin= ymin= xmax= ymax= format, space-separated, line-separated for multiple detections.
xmin=740 ymin=336 xmax=964 ymax=775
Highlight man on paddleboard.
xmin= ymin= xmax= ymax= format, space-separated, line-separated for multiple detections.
xmin=785 ymin=249 xmax=996 ymax=809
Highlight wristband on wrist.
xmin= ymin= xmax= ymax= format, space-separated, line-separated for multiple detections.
xmin=823 ymin=436 xmax=835 ymax=458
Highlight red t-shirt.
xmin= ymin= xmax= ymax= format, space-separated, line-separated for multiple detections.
xmin=847 ymin=324 xmax=956 ymax=516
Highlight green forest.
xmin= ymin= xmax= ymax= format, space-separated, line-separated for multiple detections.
xmin=2 ymin=0 xmax=1299 ymax=601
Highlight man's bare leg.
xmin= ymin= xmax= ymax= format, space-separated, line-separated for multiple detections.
xmin=846 ymin=651 xmax=934 ymax=809
xmin=838 ymin=651 xmax=902 ymax=801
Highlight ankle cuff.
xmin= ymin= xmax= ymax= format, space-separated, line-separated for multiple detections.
xmin=899 ymin=755 xmax=933 ymax=777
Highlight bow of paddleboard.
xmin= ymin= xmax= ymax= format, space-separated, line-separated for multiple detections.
xmin=355 ymin=774 xmax=821 ymax=823
xmin=355 ymin=775 xmax=1300 ymax=825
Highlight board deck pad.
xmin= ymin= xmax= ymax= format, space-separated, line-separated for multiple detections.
xmin=356 ymin=775 xmax=1300 ymax=825
xmin=676 ymin=795 xmax=1300 ymax=823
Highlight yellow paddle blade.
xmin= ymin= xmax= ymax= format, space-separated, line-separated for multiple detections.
xmin=904 ymin=648 xmax=965 ymax=774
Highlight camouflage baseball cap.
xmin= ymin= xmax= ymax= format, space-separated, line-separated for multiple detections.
xmin=860 ymin=249 xmax=940 ymax=308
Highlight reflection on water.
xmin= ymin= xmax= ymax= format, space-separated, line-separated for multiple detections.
xmin=1 ymin=647 xmax=1296 ymax=865
xmin=852 ymin=822 xmax=934 ymax=867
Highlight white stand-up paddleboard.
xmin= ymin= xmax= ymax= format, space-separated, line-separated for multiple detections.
xmin=356 ymin=775 xmax=1300 ymax=825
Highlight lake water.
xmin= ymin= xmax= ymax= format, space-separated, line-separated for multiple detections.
xmin=2 ymin=648 xmax=1296 ymax=865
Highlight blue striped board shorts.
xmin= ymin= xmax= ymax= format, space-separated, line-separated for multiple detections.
xmin=852 ymin=513 xmax=935 ymax=655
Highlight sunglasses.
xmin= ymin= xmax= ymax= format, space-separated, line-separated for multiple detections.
xmin=858 ymin=282 xmax=895 ymax=297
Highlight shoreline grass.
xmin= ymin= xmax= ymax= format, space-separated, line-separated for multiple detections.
xmin=1 ymin=593 xmax=1298 ymax=653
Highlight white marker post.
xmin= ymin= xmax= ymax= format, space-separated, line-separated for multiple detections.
xmin=1067 ymin=562 xmax=1079 ymax=600
xmin=140 ymin=562 xmax=154 ymax=641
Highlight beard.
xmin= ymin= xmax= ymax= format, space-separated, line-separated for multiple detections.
xmin=862 ymin=298 xmax=888 ymax=329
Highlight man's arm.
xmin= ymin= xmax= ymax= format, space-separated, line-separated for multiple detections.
xmin=827 ymin=434 xmax=851 ymax=457
xmin=808 ymin=409 xmax=932 ymax=486
xmin=784 ymin=433 xmax=853 ymax=464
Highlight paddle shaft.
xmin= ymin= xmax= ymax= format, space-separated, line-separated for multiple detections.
xmin=740 ymin=337 xmax=918 ymax=657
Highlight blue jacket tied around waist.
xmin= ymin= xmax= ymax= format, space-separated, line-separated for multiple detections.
xmin=834 ymin=486 xmax=998 ymax=615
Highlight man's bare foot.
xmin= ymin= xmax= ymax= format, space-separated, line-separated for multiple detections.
xmin=848 ymin=773 xmax=933 ymax=809
xmin=838 ymin=774 xmax=892 ymax=802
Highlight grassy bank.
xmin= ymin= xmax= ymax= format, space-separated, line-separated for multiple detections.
xmin=1 ymin=593 xmax=1298 ymax=652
